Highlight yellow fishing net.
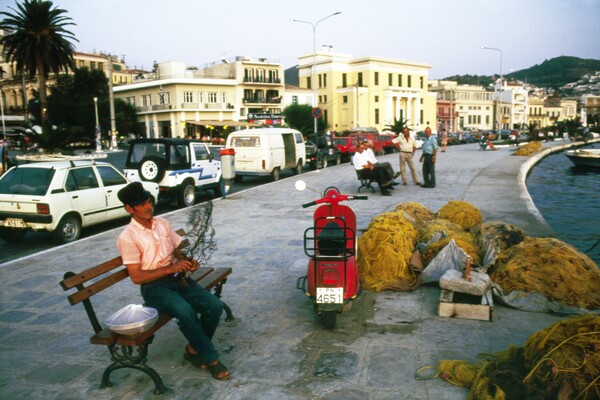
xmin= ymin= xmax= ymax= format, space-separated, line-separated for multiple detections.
xmin=437 ymin=200 xmax=483 ymax=230
xmin=420 ymin=234 xmax=482 ymax=266
xmin=426 ymin=315 xmax=600 ymax=399
xmin=394 ymin=202 xmax=435 ymax=228
xmin=418 ymin=218 xmax=481 ymax=266
xmin=419 ymin=218 xmax=465 ymax=244
xmin=489 ymin=237 xmax=600 ymax=310
xmin=471 ymin=221 xmax=526 ymax=251
xmin=357 ymin=211 xmax=419 ymax=292
xmin=513 ymin=141 xmax=542 ymax=156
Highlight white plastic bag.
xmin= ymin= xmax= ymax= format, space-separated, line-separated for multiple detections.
xmin=105 ymin=304 xmax=159 ymax=335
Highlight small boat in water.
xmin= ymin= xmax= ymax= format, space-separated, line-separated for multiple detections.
xmin=565 ymin=148 xmax=600 ymax=168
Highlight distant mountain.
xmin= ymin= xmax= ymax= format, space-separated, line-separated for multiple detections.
xmin=508 ymin=56 xmax=600 ymax=89
xmin=444 ymin=56 xmax=600 ymax=94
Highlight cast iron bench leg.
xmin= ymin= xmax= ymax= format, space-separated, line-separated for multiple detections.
xmin=102 ymin=341 xmax=167 ymax=395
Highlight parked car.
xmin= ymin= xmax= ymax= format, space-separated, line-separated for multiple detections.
xmin=226 ymin=128 xmax=305 ymax=182
xmin=348 ymin=128 xmax=385 ymax=155
xmin=378 ymin=133 xmax=397 ymax=154
xmin=305 ymin=134 xmax=342 ymax=168
xmin=123 ymin=138 xmax=226 ymax=207
xmin=0 ymin=157 xmax=159 ymax=243
xmin=332 ymin=135 xmax=362 ymax=162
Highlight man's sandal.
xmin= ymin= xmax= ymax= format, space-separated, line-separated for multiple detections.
xmin=207 ymin=360 xmax=230 ymax=380
xmin=184 ymin=345 xmax=206 ymax=369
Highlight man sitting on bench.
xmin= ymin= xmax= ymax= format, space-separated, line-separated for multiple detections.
xmin=116 ymin=182 xmax=230 ymax=381
xmin=352 ymin=142 xmax=392 ymax=196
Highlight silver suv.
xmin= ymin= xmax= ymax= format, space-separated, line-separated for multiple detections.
xmin=0 ymin=158 xmax=159 ymax=243
xmin=123 ymin=138 xmax=226 ymax=207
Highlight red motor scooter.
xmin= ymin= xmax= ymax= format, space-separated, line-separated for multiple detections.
xmin=296 ymin=182 xmax=368 ymax=329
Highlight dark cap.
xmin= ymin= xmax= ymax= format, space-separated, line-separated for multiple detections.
xmin=118 ymin=182 xmax=152 ymax=206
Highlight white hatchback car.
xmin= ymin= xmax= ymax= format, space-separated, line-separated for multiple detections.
xmin=0 ymin=158 xmax=159 ymax=243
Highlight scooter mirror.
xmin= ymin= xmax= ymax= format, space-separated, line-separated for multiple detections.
xmin=295 ymin=180 xmax=307 ymax=191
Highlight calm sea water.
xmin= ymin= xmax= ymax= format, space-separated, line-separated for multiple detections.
xmin=527 ymin=143 xmax=600 ymax=265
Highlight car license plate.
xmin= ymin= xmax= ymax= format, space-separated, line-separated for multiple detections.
xmin=316 ymin=287 xmax=343 ymax=304
xmin=3 ymin=218 xmax=28 ymax=228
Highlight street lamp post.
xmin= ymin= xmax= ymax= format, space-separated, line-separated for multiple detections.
xmin=481 ymin=46 xmax=503 ymax=136
xmin=293 ymin=11 xmax=341 ymax=170
xmin=93 ymin=97 xmax=101 ymax=152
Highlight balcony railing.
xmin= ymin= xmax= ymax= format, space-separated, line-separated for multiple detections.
xmin=242 ymin=97 xmax=282 ymax=104
xmin=243 ymin=77 xmax=282 ymax=84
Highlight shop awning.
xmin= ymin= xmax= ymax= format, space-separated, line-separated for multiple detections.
xmin=185 ymin=120 xmax=253 ymax=127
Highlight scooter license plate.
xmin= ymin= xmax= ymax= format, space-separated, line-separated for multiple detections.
xmin=316 ymin=287 xmax=343 ymax=304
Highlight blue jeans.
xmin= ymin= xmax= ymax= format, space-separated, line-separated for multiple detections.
xmin=141 ymin=275 xmax=224 ymax=364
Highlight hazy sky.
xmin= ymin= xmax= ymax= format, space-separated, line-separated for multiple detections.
xmin=3 ymin=0 xmax=599 ymax=79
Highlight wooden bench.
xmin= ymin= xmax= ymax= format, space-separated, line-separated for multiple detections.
xmin=59 ymin=229 xmax=233 ymax=395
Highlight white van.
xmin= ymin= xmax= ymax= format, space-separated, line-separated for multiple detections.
xmin=226 ymin=128 xmax=306 ymax=181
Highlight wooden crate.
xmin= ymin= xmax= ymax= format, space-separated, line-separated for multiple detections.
xmin=438 ymin=288 xmax=493 ymax=321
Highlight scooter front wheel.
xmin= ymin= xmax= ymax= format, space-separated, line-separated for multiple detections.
xmin=320 ymin=310 xmax=337 ymax=330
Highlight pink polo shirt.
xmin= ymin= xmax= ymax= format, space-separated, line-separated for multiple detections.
xmin=117 ymin=216 xmax=182 ymax=271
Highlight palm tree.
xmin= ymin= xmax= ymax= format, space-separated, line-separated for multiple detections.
xmin=0 ymin=0 xmax=77 ymax=140
xmin=384 ymin=117 xmax=410 ymax=134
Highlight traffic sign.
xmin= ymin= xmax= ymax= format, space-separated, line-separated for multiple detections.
xmin=311 ymin=107 xmax=323 ymax=119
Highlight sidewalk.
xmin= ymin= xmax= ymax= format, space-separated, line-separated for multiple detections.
xmin=0 ymin=141 xmax=583 ymax=399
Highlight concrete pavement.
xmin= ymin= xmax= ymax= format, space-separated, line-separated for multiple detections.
xmin=0 ymin=140 xmax=591 ymax=399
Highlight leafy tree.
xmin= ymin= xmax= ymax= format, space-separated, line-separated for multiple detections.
xmin=0 ymin=0 xmax=77 ymax=146
xmin=283 ymin=103 xmax=326 ymax=135
xmin=44 ymin=68 xmax=140 ymax=144
xmin=384 ymin=117 xmax=410 ymax=134
xmin=523 ymin=122 xmax=539 ymax=137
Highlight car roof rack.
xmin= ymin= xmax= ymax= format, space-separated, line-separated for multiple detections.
xmin=15 ymin=153 xmax=108 ymax=166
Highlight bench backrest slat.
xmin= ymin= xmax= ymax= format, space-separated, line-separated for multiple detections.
xmin=67 ymin=268 xmax=130 ymax=306
xmin=60 ymin=256 xmax=125 ymax=290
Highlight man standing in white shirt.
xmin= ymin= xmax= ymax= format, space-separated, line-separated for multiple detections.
xmin=392 ymin=128 xmax=422 ymax=186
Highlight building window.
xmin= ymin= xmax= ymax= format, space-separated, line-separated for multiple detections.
xmin=398 ymin=74 xmax=402 ymax=87
xmin=318 ymin=95 xmax=322 ymax=103
xmin=420 ymin=76 xmax=424 ymax=89
xmin=375 ymin=95 xmax=379 ymax=103
xmin=342 ymin=73 xmax=347 ymax=88
xmin=269 ymin=69 xmax=278 ymax=82
xmin=375 ymin=108 xmax=379 ymax=124
xmin=199 ymin=92 xmax=204 ymax=103
xmin=222 ymin=93 xmax=227 ymax=103
xmin=256 ymin=69 xmax=265 ymax=82
xmin=343 ymin=95 xmax=348 ymax=103
xmin=244 ymin=68 xmax=254 ymax=82
xmin=388 ymin=73 xmax=392 ymax=86
xmin=323 ymin=73 xmax=327 ymax=88
xmin=307 ymin=77 xmax=312 ymax=90
xmin=408 ymin=75 xmax=412 ymax=87
xmin=184 ymin=92 xmax=194 ymax=103
xmin=323 ymin=95 xmax=327 ymax=103
xmin=374 ymin=72 xmax=379 ymax=85
xmin=357 ymin=72 xmax=363 ymax=87
xmin=208 ymin=92 xmax=217 ymax=103
xmin=292 ymin=95 xmax=298 ymax=104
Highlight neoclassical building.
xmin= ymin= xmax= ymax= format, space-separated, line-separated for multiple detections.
xmin=296 ymin=48 xmax=436 ymax=133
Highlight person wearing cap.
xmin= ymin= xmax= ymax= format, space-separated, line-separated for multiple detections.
xmin=116 ymin=182 xmax=230 ymax=380
xmin=352 ymin=142 xmax=392 ymax=196
xmin=362 ymin=140 xmax=398 ymax=187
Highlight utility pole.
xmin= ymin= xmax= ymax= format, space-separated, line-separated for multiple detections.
xmin=107 ymin=55 xmax=117 ymax=150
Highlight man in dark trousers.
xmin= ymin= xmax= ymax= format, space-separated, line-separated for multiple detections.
xmin=116 ymin=182 xmax=230 ymax=380
xmin=419 ymin=127 xmax=438 ymax=188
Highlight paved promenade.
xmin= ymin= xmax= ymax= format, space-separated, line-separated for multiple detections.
xmin=0 ymin=140 xmax=592 ymax=399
